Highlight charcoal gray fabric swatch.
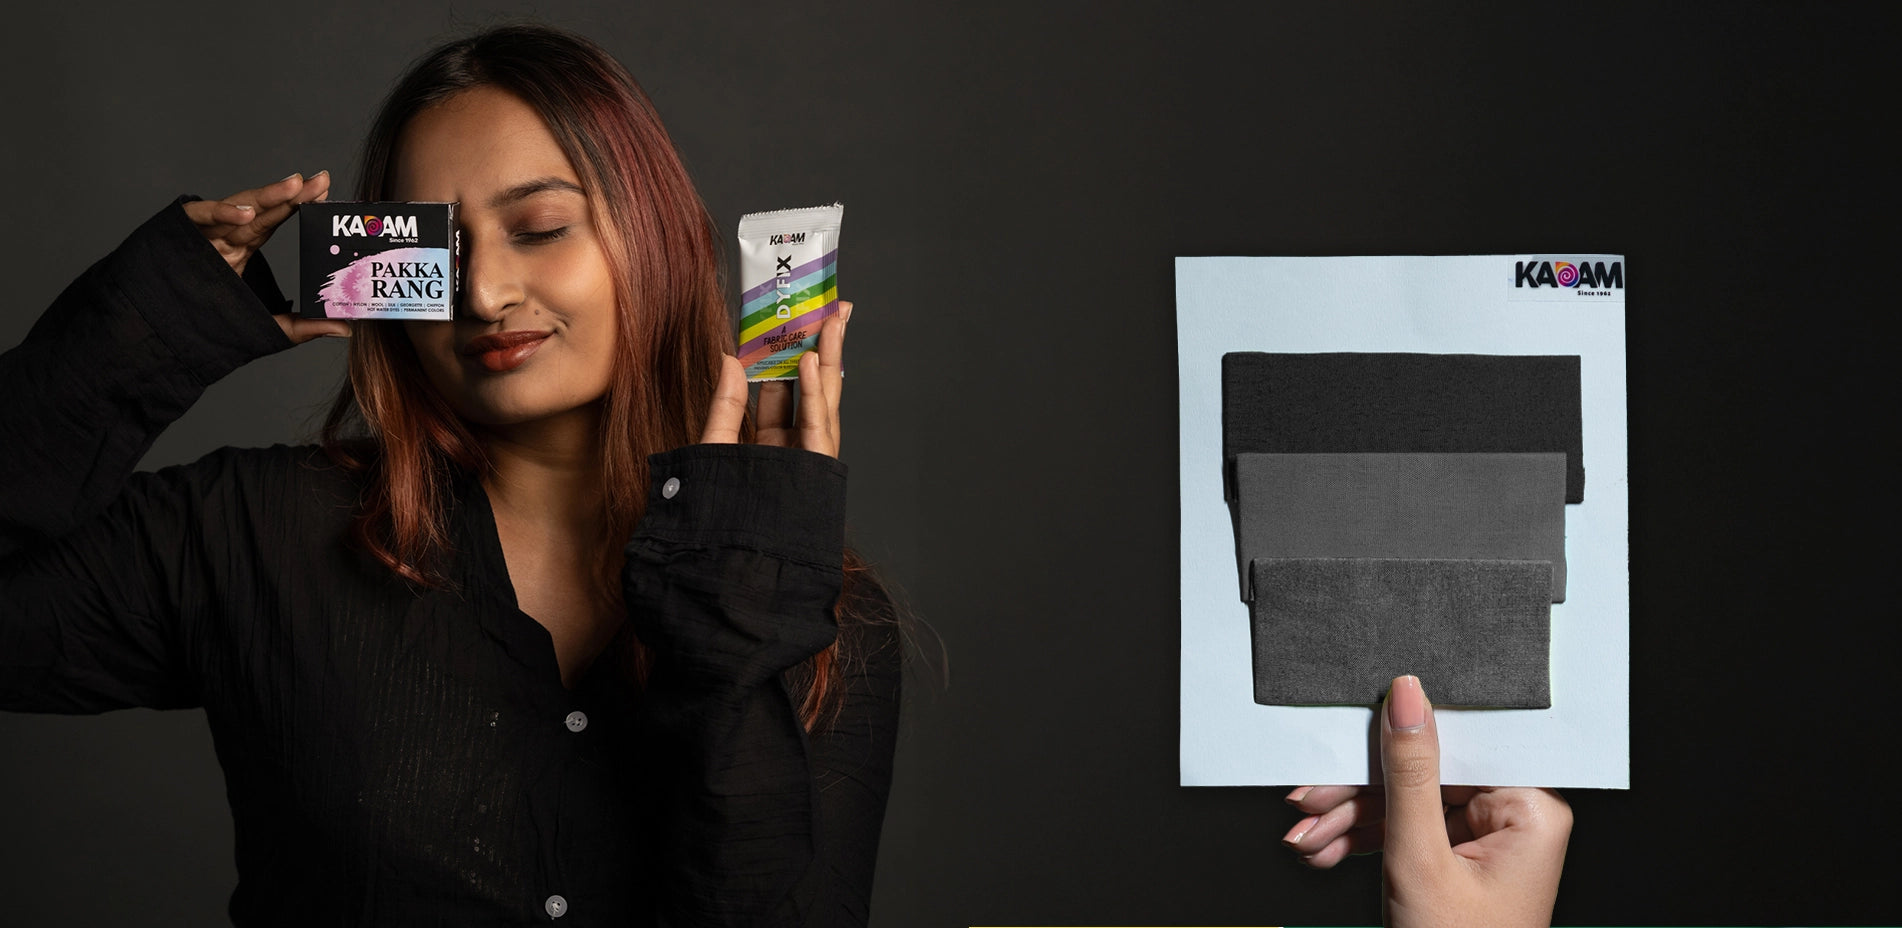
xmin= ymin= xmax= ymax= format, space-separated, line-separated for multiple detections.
xmin=1221 ymin=352 xmax=1585 ymax=503
xmin=1250 ymin=557 xmax=1552 ymax=708
xmin=1231 ymin=452 xmax=1568 ymax=603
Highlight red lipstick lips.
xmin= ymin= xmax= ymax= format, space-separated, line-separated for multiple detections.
xmin=461 ymin=330 xmax=551 ymax=373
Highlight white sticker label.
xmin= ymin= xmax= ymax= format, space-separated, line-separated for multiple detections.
xmin=1508 ymin=254 xmax=1626 ymax=302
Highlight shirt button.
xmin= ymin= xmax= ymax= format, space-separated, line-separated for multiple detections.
xmin=544 ymin=894 xmax=568 ymax=917
xmin=661 ymin=476 xmax=681 ymax=499
xmin=565 ymin=710 xmax=588 ymax=733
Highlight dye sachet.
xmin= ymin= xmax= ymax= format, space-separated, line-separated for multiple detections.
xmin=300 ymin=202 xmax=458 ymax=320
xmin=736 ymin=204 xmax=842 ymax=381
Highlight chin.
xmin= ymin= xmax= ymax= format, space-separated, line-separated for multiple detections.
xmin=450 ymin=385 xmax=606 ymax=430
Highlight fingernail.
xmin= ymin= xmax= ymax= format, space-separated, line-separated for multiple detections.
xmin=1281 ymin=815 xmax=1317 ymax=848
xmin=1284 ymin=786 xmax=1311 ymax=804
xmin=314 ymin=170 xmax=329 ymax=179
xmin=839 ymin=302 xmax=853 ymax=323
xmin=281 ymin=172 xmax=302 ymax=183
xmin=1388 ymin=675 xmax=1427 ymax=732
xmin=232 ymin=204 xmax=255 ymax=212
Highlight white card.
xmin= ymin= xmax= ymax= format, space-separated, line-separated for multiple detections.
xmin=1177 ymin=255 xmax=1629 ymax=788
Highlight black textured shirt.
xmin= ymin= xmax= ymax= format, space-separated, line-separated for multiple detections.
xmin=0 ymin=200 xmax=901 ymax=926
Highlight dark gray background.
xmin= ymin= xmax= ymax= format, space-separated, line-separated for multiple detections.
xmin=2 ymin=2 xmax=1891 ymax=925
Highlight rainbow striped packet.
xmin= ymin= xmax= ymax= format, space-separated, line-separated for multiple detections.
xmin=736 ymin=204 xmax=842 ymax=381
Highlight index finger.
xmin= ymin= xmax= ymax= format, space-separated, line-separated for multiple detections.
xmin=231 ymin=171 xmax=331 ymax=247
xmin=226 ymin=171 xmax=319 ymax=211
xmin=1287 ymin=784 xmax=1368 ymax=815
xmin=182 ymin=199 xmax=257 ymax=230
xmin=820 ymin=301 xmax=849 ymax=405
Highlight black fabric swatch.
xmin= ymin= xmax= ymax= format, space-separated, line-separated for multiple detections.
xmin=1230 ymin=452 xmax=1568 ymax=603
xmin=1221 ymin=352 xmax=1584 ymax=503
xmin=1249 ymin=557 xmax=1552 ymax=708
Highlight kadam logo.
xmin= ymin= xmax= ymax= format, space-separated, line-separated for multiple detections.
xmin=1515 ymin=259 xmax=1622 ymax=290
xmin=333 ymin=214 xmax=419 ymax=238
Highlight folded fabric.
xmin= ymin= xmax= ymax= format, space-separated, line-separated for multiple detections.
xmin=1231 ymin=452 xmax=1568 ymax=603
xmin=1221 ymin=352 xmax=1584 ymax=503
xmin=1250 ymin=557 xmax=1552 ymax=708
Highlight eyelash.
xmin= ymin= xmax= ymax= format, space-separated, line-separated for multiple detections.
xmin=515 ymin=227 xmax=570 ymax=245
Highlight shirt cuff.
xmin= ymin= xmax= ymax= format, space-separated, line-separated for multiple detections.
xmin=241 ymin=248 xmax=295 ymax=316
xmin=634 ymin=444 xmax=847 ymax=569
xmin=97 ymin=197 xmax=294 ymax=387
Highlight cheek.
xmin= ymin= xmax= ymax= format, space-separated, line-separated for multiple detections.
xmin=545 ymin=253 xmax=621 ymax=363
xmin=576 ymin=297 xmax=621 ymax=392
xmin=545 ymin=249 xmax=616 ymax=311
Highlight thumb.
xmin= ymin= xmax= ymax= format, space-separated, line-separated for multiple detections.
xmin=275 ymin=315 xmax=353 ymax=344
xmin=698 ymin=354 xmax=747 ymax=444
xmin=1381 ymin=674 xmax=1451 ymax=868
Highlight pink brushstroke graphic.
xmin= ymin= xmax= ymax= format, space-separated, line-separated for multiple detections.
xmin=316 ymin=247 xmax=451 ymax=319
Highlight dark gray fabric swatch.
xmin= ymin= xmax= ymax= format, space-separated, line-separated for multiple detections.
xmin=1221 ymin=352 xmax=1585 ymax=503
xmin=1250 ymin=557 xmax=1552 ymax=708
xmin=1231 ymin=452 xmax=1568 ymax=603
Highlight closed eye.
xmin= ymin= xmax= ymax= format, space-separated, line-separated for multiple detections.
xmin=515 ymin=227 xmax=570 ymax=245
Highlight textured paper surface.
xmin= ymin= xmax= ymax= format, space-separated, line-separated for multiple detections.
xmin=1177 ymin=255 xmax=1628 ymax=789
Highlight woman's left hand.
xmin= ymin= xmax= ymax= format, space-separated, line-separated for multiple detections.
xmin=699 ymin=302 xmax=850 ymax=458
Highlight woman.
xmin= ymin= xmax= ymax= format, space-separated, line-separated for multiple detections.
xmin=0 ymin=24 xmax=898 ymax=927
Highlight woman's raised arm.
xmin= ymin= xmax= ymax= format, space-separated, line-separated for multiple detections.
xmin=0 ymin=173 xmax=333 ymax=556
xmin=621 ymin=304 xmax=898 ymax=926
xmin=0 ymin=176 xmax=331 ymax=713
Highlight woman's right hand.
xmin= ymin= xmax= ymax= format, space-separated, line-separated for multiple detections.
xmin=699 ymin=304 xmax=850 ymax=456
xmin=1284 ymin=676 xmax=1572 ymax=928
xmin=181 ymin=171 xmax=350 ymax=343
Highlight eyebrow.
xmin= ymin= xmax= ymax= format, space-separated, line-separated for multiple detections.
xmin=486 ymin=177 xmax=587 ymax=208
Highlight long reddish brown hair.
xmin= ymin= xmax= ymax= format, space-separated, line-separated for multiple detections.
xmin=321 ymin=24 xmax=866 ymax=728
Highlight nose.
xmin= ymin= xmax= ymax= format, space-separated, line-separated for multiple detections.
xmin=457 ymin=232 xmax=525 ymax=323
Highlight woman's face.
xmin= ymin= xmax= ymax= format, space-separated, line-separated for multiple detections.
xmin=394 ymin=85 xmax=618 ymax=430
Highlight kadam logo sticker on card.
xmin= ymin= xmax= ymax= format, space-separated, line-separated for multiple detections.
xmin=1509 ymin=254 xmax=1625 ymax=302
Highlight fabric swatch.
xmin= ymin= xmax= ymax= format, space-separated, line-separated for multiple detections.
xmin=1249 ymin=557 xmax=1552 ymax=708
xmin=1221 ymin=352 xmax=1584 ymax=503
xmin=1230 ymin=452 xmax=1568 ymax=603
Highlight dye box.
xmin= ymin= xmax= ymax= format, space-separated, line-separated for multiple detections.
xmin=299 ymin=202 xmax=459 ymax=319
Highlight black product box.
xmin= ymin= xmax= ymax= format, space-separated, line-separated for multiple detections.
xmin=299 ymin=202 xmax=458 ymax=319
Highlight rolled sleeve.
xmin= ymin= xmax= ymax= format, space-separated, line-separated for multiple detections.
xmin=2 ymin=198 xmax=293 ymax=554
xmin=102 ymin=196 xmax=293 ymax=388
